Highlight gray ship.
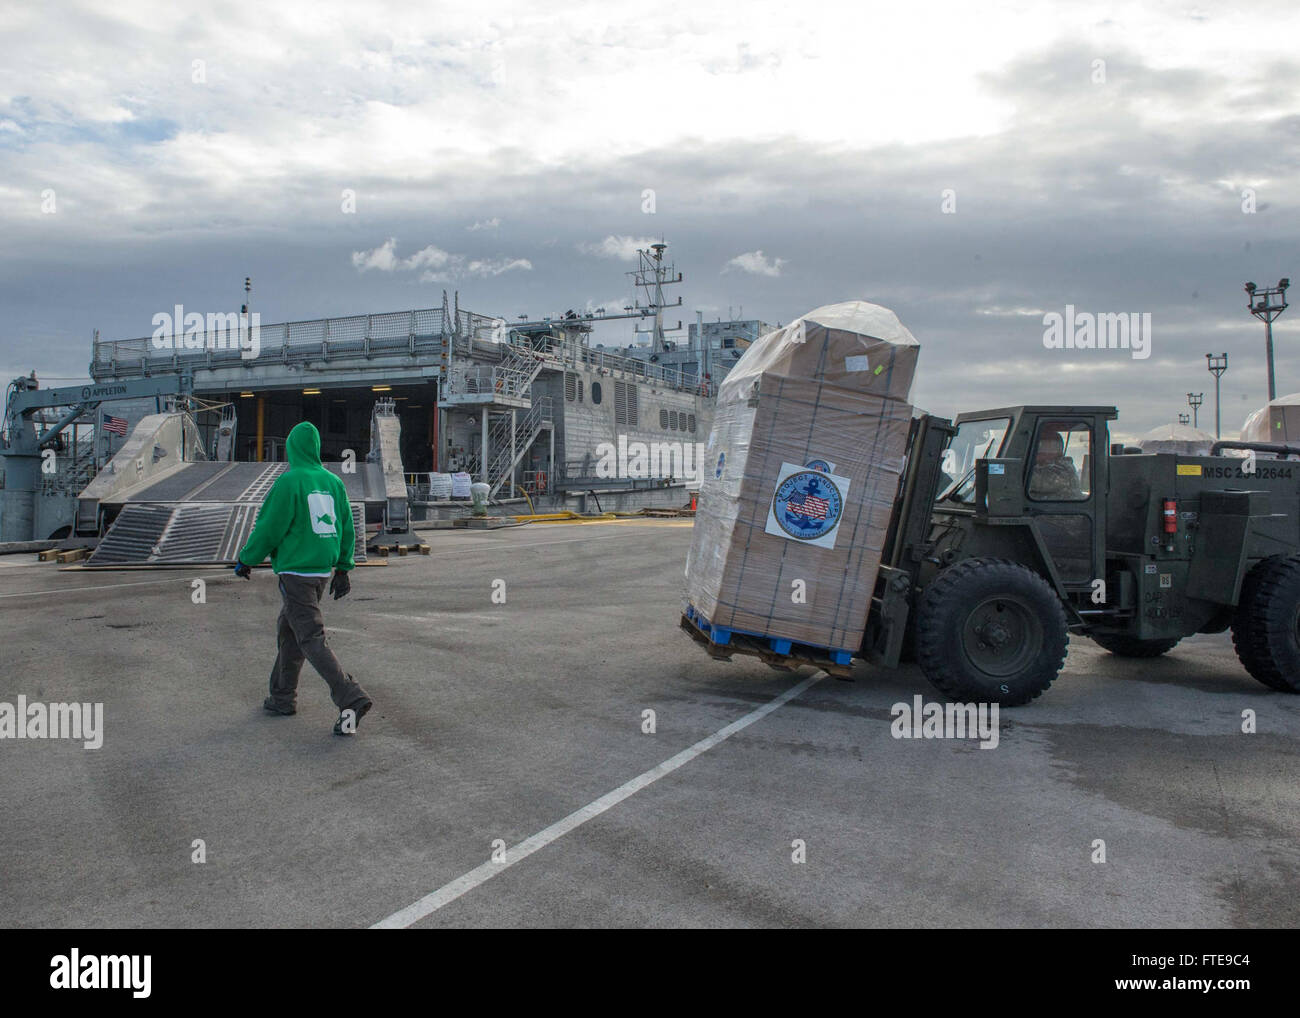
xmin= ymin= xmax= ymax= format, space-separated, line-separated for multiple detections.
xmin=1 ymin=243 xmax=717 ymax=561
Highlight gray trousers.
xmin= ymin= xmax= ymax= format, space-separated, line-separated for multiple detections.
xmin=268 ymin=574 xmax=366 ymax=710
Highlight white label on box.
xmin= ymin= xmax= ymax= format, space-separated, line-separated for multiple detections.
xmin=988 ymin=463 xmax=1005 ymax=475
xmin=844 ymin=355 xmax=871 ymax=372
xmin=764 ymin=461 xmax=851 ymax=550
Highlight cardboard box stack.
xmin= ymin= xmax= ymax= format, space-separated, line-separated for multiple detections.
xmin=684 ymin=301 xmax=920 ymax=654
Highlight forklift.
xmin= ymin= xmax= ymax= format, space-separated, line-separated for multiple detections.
xmin=688 ymin=405 xmax=1300 ymax=706
xmin=862 ymin=405 xmax=1300 ymax=705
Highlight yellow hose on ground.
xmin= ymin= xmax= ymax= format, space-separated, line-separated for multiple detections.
xmin=514 ymin=484 xmax=536 ymax=516
xmin=509 ymin=511 xmax=618 ymax=523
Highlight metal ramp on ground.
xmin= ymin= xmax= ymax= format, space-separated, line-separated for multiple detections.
xmin=87 ymin=501 xmax=366 ymax=566
xmin=85 ymin=461 xmax=379 ymax=567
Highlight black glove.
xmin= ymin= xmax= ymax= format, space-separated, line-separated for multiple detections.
xmin=233 ymin=561 xmax=252 ymax=579
xmin=329 ymin=570 xmax=351 ymax=600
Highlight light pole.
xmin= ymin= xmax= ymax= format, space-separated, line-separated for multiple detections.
xmin=1245 ymin=279 xmax=1289 ymax=401
xmin=1178 ymin=413 xmax=1190 ymax=426
xmin=1206 ymin=353 xmax=1228 ymax=438
xmin=1187 ymin=392 xmax=1203 ymax=430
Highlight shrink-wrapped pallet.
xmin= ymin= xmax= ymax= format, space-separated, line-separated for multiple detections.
xmin=684 ymin=301 xmax=919 ymax=654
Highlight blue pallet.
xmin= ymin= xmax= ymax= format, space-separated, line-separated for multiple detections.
xmin=682 ymin=603 xmax=854 ymax=666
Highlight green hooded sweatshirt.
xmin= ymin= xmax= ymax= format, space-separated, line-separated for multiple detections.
xmin=237 ymin=421 xmax=356 ymax=575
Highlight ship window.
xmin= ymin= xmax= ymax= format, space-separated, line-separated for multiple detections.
xmin=591 ymin=382 xmax=602 ymax=405
xmin=577 ymin=379 xmax=584 ymax=403
xmin=565 ymin=374 xmax=576 ymax=402
xmin=660 ymin=408 xmax=668 ymax=429
xmin=670 ymin=410 xmax=680 ymax=431
xmin=688 ymin=414 xmax=696 ymax=433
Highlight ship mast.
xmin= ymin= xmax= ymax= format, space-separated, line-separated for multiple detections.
xmin=630 ymin=242 xmax=683 ymax=354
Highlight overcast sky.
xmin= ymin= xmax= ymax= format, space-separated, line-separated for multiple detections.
xmin=2 ymin=0 xmax=1297 ymax=440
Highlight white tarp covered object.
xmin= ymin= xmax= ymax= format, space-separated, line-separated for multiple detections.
xmin=684 ymin=300 xmax=919 ymax=653
xmin=1133 ymin=422 xmax=1216 ymax=456
xmin=1240 ymin=393 xmax=1300 ymax=450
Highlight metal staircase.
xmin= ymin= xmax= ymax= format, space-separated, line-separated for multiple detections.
xmin=462 ymin=397 xmax=554 ymax=497
xmin=498 ymin=342 xmax=548 ymax=394
xmin=486 ymin=397 xmax=553 ymax=497
xmin=40 ymin=439 xmax=97 ymax=497
xmin=440 ymin=339 xmax=548 ymax=408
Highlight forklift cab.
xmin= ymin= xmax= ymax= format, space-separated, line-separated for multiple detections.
xmin=939 ymin=406 xmax=1117 ymax=594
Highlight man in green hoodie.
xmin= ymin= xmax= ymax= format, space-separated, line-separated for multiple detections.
xmin=234 ymin=421 xmax=373 ymax=736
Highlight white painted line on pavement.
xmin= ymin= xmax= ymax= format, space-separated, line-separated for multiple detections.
xmin=371 ymin=670 xmax=826 ymax=928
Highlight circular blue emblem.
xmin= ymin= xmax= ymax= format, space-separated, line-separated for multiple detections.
xmin=715 ymin=452 xmax=726 ymax=479
xmin=772 ymin=470 xmax=843 ymax=541
xmin=806 ymin=459 xmax=832 ymax=473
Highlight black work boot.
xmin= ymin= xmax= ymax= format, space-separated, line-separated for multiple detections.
xmin=333 ymin=697 xmax=373 ymax=736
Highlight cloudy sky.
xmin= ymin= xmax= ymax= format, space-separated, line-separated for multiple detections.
xmin=2 ymin=0 xmax=1297 ymax=440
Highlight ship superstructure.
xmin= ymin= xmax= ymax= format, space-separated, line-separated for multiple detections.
xmin=2 ymin=243 xmax=715 ymax=547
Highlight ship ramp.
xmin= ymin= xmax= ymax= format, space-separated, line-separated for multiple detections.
xmin=76 ymin=408 xmax=405 ymax=567
xmin=85 ymin=461 xmax=380 ymax=566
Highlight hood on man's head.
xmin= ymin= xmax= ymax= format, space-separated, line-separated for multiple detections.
xmin=286 ymin=421 xmax=322 ymax=467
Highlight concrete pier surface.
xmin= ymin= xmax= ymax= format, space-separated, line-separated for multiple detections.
xmin=1 ymin=520 xmax=1296 ymax=928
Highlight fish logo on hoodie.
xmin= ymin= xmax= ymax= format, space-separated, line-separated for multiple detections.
xmin=307 ymin=491 xmax=338 ymax=536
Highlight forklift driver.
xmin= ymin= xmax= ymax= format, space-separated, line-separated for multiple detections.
xmin=1029 ymin=430 xmax=1084 ymax=500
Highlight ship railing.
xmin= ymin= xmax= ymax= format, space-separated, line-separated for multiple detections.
xmin=90 ymin=307 xmax=497 ymax=379
xmin=557 ymin=457 xmax=683 ymax=486
xmin=545 ymin=339 xmax=704 ymax=395
xmin=448 ymin=363 xmax=535 ymax=402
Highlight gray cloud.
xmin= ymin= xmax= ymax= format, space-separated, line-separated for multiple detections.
xmin=1 ymin=14 xmax=1298 ymax=442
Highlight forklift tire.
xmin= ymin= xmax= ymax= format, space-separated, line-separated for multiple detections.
xmin=1231 ymin=555 xmax=1300 ymax=693
xmin=916 ymin=558 xmax=1068 ymax=707
xmin=1089 ymin=634 xmax=1180 ymax=658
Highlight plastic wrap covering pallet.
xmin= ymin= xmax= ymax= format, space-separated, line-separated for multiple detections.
xmin=683 ymin=300 xmax=919 ymax=657
xmin=680 ymin=604 xmax=855 ymax=678
xmin=86 ymin=502 xmax=366 ymax=566
xmin=1240 ymin=394 xmax=1300 ymax=451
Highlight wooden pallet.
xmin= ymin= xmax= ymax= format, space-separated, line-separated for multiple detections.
xmin=679 ymin=606 xmax=856 ymax=679
xmin=366 ymin=541 xmax=431 ymax=557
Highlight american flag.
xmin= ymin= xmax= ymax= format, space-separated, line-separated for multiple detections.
xmin=102 ymin=414 xmax=128 ymax=437
xmin=787 ymin=492 xmax=830 ymax=520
